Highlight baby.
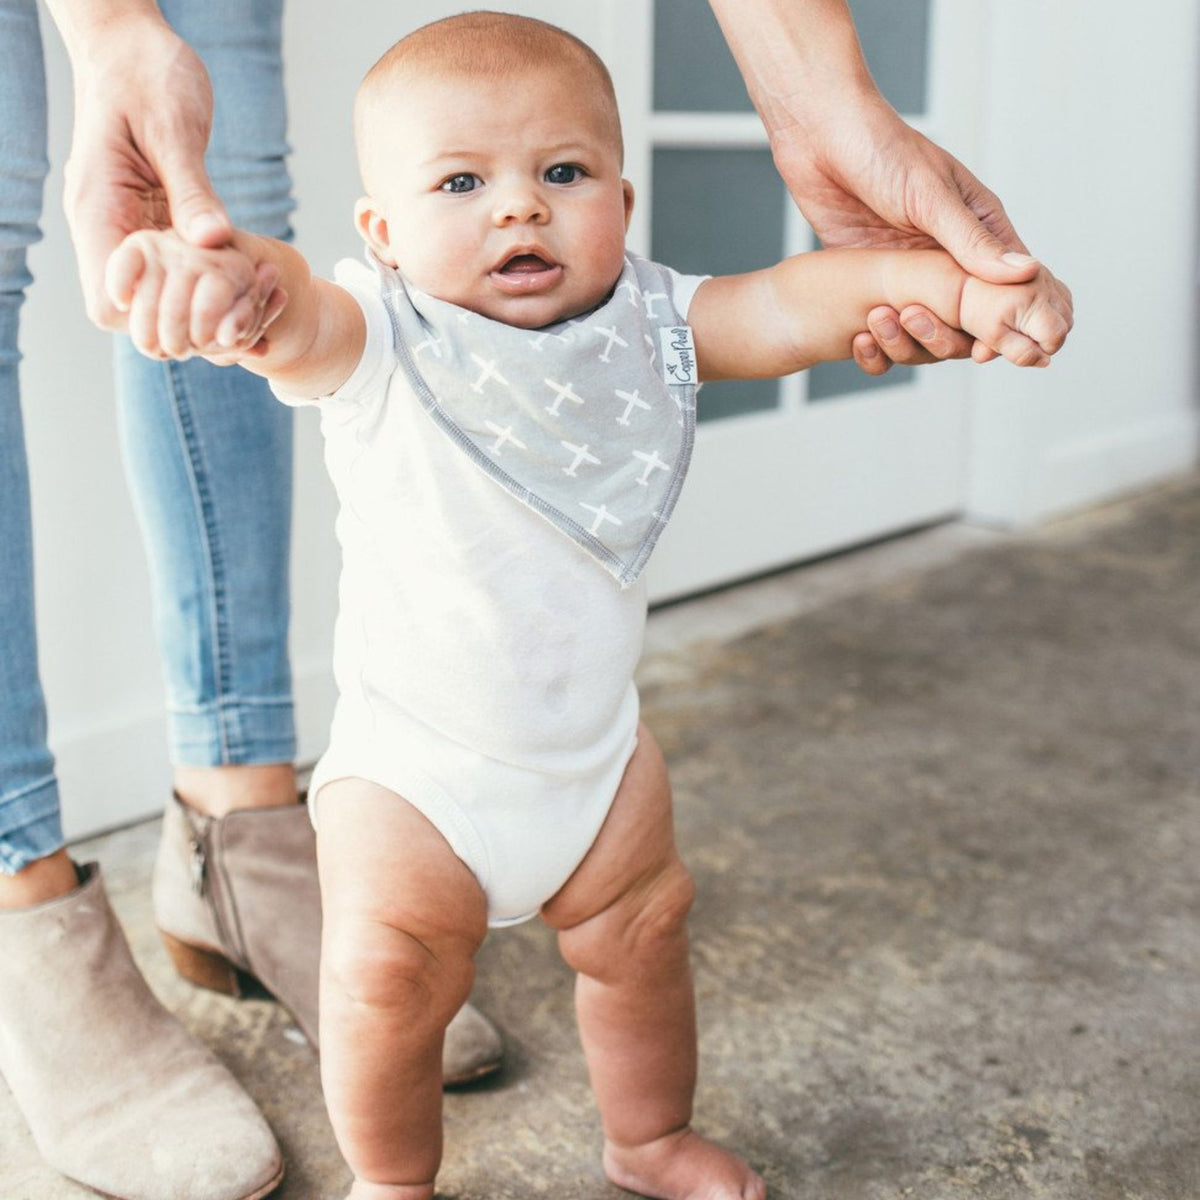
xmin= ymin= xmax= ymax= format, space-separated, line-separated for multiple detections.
xmin=107 ymin=13 xmax=1072 ymax=1200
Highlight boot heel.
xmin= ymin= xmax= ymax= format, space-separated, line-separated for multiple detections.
xmin=159 ymin=930 xmax=243 ymax=997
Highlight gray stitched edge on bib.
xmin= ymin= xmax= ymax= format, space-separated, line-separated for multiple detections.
xmin=374 ymin=252 xmax=698 ymax=588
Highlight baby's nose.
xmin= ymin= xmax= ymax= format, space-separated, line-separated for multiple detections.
xmin=493 ymin=182 xmax=549 ymax=225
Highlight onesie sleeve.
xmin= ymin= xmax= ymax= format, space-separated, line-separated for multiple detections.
xmin=270 ymin=258 xmax=396 ymax=408
xmin=663 ymin=265 xmax=710 ymax=324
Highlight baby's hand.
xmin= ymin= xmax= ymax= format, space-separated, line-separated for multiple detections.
xmin=105 ymin=229 xmax=286 ymax=362
xmin=960 ymin=265 xmax=1073 ymax=368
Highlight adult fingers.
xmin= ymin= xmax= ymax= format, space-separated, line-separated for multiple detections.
xmin=897 ymin=305 xmax=975 ymax=362
xmin=64 ymin=158 xmax=141 ymax=331
xmin=851 ymin=330 xmax=893 ymax=377
xmin=865 ymin=306 xmax=940 ymax=366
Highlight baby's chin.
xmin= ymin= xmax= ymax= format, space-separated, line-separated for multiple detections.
xmin=436 ymin=277 xmax=619 ymax=330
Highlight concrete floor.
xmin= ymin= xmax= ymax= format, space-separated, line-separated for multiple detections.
xmin=4 ymin=477 xmax=1200 ymax=1199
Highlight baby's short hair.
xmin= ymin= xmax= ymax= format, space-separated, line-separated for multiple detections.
xmin=355 ymin=11 xmax=623 ymax=188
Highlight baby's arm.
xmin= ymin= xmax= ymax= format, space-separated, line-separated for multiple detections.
xmin=106 ymin=229 xmax=365 ymax=398
xmin=689 ymin=249 xmax=1072 ymax=381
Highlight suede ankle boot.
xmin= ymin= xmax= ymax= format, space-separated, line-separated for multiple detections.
xmin=154 ymin=792 xmax=503 ymax=1084
xmin=0 ymin=862 xmax=283 ymax=1200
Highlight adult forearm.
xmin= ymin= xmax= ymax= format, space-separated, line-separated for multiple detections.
xmin=707 ymin=0 xmax=876 ymax=135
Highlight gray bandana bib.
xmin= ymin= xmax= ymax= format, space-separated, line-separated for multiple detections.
xmin=373 ymin=253 xmax=698 ymax=588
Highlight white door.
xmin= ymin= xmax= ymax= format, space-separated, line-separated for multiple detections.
xmin=601 ymin=0 xmax=984 ymax=602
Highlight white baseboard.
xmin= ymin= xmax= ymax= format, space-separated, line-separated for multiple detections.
xmin=1026 ymin=412 xmax=1199 ymax=522
xmin=57 ymin=666 xmax=337 ymax=843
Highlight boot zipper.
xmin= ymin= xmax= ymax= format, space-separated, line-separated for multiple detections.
xmin=189 ymin=837 xmax=207 ymax=897
xmin=179 ymin=802 xmax=210 ymax=898
xmin=176 ymin=799 xmax=243 ymax=967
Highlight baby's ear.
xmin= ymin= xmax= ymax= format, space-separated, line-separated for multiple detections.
xmin=621 ymin=179 xmax=635 ymax=231
xmin=354 ymin=197 xmax=398 ymax=267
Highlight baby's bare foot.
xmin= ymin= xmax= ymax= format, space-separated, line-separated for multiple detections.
xmin=346 ymin=1180 xmax=434 ymax=1200
xmin=604 ymin=1128 xmax=766 ymax=1200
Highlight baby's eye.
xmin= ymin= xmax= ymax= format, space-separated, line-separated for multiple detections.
xmin=440 ymin=173 xmax=481 ymax=194
xmin=545 ymin=163 xmax=584 ymax=185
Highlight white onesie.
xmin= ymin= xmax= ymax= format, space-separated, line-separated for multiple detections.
xmin=282 ymin=253 xmax=706 ymax=925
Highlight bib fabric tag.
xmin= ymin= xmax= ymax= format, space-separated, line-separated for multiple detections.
xmin=660 ymin=326 xmax=697 ymax=386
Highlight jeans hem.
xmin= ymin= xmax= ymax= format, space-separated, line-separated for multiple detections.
xmin=0 ymin=779 xmax=65 ymax=874
xmin=168 ymin=700 xmax=297 ymax=767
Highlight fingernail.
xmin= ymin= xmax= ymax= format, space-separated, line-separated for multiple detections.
xmin=905 ymin=314 xmax=935 ymax=339
xmin=1001 ymin=252 xmax=1038 ymax=267
xmin=878 ymin=319 xmax=900 ymax=341
xmin=860 ymin=341 xmax=879 ymax=360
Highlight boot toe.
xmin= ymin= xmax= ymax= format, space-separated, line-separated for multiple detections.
xmin=443 ymin=1002 xmax=505 ymax=1085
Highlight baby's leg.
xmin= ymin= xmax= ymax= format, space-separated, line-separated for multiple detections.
xmin=542 ymin=726 xmax=766 ymax=1200
xmin=316 ymin=778 xmax=488 ymax=1200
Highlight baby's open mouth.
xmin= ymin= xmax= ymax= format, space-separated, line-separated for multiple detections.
xmin=498 ymin=253 xmax=555 ymax=274
xmin=490 ymin=251 xmax=563 ymax=296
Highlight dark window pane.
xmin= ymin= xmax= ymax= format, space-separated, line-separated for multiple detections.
xmin=652 ymin=148 xmax=785 ymax=421
xmin=653 ymin=1 xmax=754 ymax=113
xmin=653 ymin=0 xmax=930 ymax=117
xmin=809 ymin=360 xmax=916 ymax=402
xmin=849 ymin=0 xmax=930 ymax=114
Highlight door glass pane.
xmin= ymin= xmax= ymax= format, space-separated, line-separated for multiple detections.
xmin=652 ymin=1 xmax=754 ymax=113
xmin=654 ymin=0 xmax=930 ymax=117
xmin=849 ymin=0 xmax=931 ymax=115
xmin=809 ymin=358 xmax=914 ymax=402
xmin=652 ymin=148 xmax=785 ymax=422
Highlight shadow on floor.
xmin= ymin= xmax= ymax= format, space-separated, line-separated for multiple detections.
xmin=5 ymin=478 xmax=1199 ymax=1199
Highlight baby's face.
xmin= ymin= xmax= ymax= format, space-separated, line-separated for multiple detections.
xmin=357 ymin=66 xmax=633 ymax=329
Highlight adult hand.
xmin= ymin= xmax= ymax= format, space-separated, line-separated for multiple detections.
xmin=708 ymin=0 xmax=1037 ymax=375
xmin=49 ymin=6 xmax=277 ymax=336
xmin=770 ymin=93 xmax=1037 ymax=374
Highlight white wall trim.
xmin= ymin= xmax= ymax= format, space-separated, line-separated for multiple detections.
xmin=1026 ymin=412 xmax=1200 ymax=524
xmin=58 ymin=665 xmax=336 ymax=843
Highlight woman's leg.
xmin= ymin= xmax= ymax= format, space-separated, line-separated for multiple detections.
xmin=131 ymin=0 xmax=505 ymax=1085
xmin=117 ymin=0 xmax=297 ymax=798
xmin=0 ymin=6 xmax=284 ymax=1196
xmin=0 ymin=0 xmax=63 ymax=891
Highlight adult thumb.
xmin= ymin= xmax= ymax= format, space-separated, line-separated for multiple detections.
xmin=160 ymin=149 xmax=232 ymax=247
xmin=927 ymin=177 xmax=1039 ymax=285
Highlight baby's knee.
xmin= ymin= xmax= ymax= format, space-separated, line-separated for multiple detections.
xmin=631 ymin=859 xmax=696 ymax=948
xmin=322 ymin=916 xmax=475 ymax=1024
xmin=560 ymin=858 xmax=696 ymax=981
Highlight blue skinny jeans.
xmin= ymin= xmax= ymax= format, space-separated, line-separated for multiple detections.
xmin=0 ymin=0 xmax=296 ymax=873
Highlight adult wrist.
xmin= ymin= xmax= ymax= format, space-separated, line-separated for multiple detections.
xmin=710 ymin=0 xmax=878 ymax=138
xmin=44 ymin=0 xmax=168 ymax=70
